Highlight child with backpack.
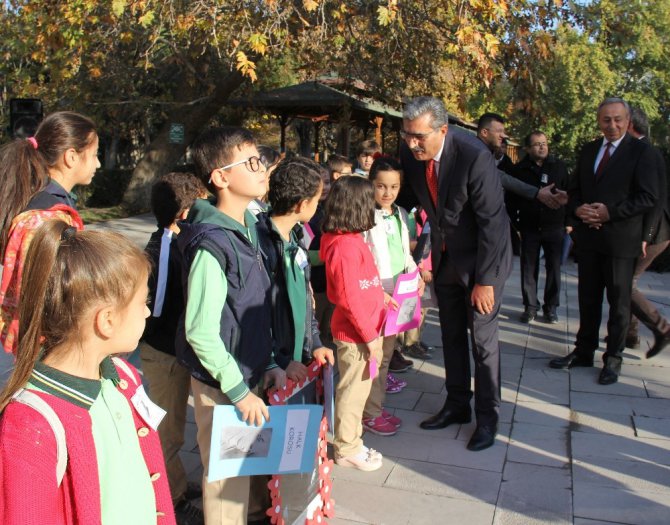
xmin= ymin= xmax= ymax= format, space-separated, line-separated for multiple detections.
xmin=1 ymin=111 xmax=98 ymax=355
xmin=361 ymin=157 xmax=424 ymax=437
xmin=139 ymin=173 xmax=205 ymax=524
xmin=257 ymin=157 xmax=334 ymax=384
xmin=176 ymin=126 xmax=281 ymax=524
xmin=0 ymin=220 xmax=175 ymax=524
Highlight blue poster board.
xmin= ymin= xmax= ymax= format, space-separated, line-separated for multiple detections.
xmin=208 ymin=404 xmax=323 ymax=481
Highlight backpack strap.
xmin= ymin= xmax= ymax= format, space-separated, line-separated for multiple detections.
xmin=12 ymin=389 xmax=68 ymax=486
xmin=112 ymin=357 xmax=139 ymax=386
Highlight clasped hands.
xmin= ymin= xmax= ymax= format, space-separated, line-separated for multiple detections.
xmin=575 ymin=203 xmax=609 ymax=229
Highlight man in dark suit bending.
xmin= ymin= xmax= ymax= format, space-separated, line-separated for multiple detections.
xmin=550 ymin=98 xmax=657 ymax=384
xmin=399 ymin=97 xmax=512 ymax=451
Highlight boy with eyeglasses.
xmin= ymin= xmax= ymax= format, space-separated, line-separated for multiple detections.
xmin=176 ymin=126 xmax=282 ymax=525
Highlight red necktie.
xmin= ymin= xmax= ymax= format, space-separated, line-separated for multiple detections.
xmin=595 ymin=142 xmax=611 ymax=179
xmin=426 ymin=159 xmax=438 ymax=206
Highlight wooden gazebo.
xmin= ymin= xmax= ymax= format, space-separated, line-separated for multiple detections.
xmin=230 ymin=80 xmax=477 ymax=158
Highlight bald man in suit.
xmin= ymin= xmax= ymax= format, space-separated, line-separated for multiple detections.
xmin=550 ymin=98 xmax=657 ymax=384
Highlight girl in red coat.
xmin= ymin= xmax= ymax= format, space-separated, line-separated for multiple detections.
xmin=320 ymin=176 xmax=388 ymax=472
xmin=0 ymin=220 xmax=175 ymax=524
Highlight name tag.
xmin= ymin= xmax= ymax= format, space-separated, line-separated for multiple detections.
xmin=295 ymin=247 xmax=309 ymax=270
xmin=541 ymin=174 xmax=549 ymax=185
xmin=131 ymin=385 xmax=167 ymax=431
xmin=384 ymin=219 xmax=395 ymax=235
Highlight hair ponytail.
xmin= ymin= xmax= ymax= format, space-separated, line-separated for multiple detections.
xmin=0 ymin=220 xmax=149 ymax=412
xmin=0 ymin=220 xmax=62 ymax=411
xmin=0 ymin=139 xmax=49 ymax=253
xmin=0 ymin=111 xmax=97 ymax=255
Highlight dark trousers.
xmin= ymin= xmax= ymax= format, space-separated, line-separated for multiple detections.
xmin=575 ymin=250 xmax=636 ymax=361
xmin=434 ymin=257 xmax=502 ymax=427
xmin=520 ymin=228 xmax=564 ymax=311
xmin=629 ymin=240 xmax=670 ymax=338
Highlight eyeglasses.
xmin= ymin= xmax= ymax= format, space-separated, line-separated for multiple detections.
xmin=209 ymin=156 xmax=262 ymax=184
xmin=220 ymin=156 xmax=262 ymax=173
xmin=400 ymin=128 xmax=439 ymax=141
xmin=530 ymin=142 xmax=548 ymax=148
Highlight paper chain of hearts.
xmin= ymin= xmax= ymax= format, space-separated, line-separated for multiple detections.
xmin=265 ymin=361 xmax=334 ymax=525
xmin=267 ymin=360 xmax=324 ymax=406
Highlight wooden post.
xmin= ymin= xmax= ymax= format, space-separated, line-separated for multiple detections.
xmin=278 ymin=114 xmax=288 ymax=153
xmin=374 ymin=116 xmax=383 ymax=148
xmin=313 ymin=121 xmax=321 ymax=163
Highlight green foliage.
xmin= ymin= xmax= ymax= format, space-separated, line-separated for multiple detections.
xmin=73 ymin=169 xmax=134 ymax=208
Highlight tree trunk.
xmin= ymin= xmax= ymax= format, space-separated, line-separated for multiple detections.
xmin=122 ymin=69 xmax=245 ymax=212
xmin=104 ymin=133 xmax=118 ymax=170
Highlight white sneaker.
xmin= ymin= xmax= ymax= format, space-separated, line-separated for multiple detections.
xmin=335 ymin=446 xmax=383 ymax=471
xmin=361 ymin=445 xmax=382 ymax=460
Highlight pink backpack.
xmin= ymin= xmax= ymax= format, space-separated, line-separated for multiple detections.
xmin=0 ymin=205 xmax=83 ymax=354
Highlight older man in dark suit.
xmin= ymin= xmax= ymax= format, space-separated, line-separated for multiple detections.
xmin=398 ymin=97 xmax=512 ymax=451
xmin=550 ymin=98 xmax=657 ymax=384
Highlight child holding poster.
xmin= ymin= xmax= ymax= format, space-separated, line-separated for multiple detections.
xmin=362 ymin=156 xmax=424 ymax=436
xmin=320 ymin=176 xmax=386 ymax=472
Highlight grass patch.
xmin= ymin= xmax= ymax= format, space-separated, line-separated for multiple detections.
xmin=79 ymin=205 xmax=131 ymax=224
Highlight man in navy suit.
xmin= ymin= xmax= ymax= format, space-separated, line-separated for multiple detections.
xmin=550 ymin=98 xmax=657 ymax=384
xmin=398 ymin=97 xmax=512 ymax=451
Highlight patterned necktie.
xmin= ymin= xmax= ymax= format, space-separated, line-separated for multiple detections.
xmin=595 ymin=142 xmax=611 ymax=180
xmin=426 ymin=159 xmax=438 ymax=206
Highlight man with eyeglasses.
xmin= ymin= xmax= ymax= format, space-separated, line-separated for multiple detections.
xmin=508 ymin=131 xmax=568 ymax=324
xmin=477 ymin=113 xmax=568 ymax=211
xmin=398 ymin=96 xmax=512 ymax=452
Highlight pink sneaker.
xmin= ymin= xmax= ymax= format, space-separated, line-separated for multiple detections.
xmin=382 ymin=409 xmax=402 ymax=428
xmin=387 ymin=373 xmax=407 ymax=389
xmin=385 ymin=381 xmax=402 ymax=394
xmin=362 ymin=415 xmax=398 ymax=436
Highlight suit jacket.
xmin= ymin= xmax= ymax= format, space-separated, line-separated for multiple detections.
xmin=640 ymin=137 xmax=670 ymax=245
xmin=567 ymin=133 xmax=657 ymax=258
xmin=399 ymin=129 xmax=512 ymax=288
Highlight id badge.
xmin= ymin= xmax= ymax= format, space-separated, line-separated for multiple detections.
xmin=541 ymin=173 xmax=549 ymax=185
xmin=295 ymin=247 xmax=309 ymax=269
xmin=131 ymin=385 xmax=167 ymax=431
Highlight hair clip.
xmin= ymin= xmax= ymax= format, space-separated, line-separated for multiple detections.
xmin=27 ymin=137 xmax=38 ymax=150
xmin=61 ymin=226 xmax=77 ymax=242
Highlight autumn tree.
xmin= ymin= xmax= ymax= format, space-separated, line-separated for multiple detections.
xmin=1 ymin=1 xmax=526 ymax=210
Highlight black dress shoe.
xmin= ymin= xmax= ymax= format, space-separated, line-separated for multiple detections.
xmin=647 ymin=331 xmax=670 ymax=359
xmin=519 ymin=308 xmax=536 ymax=323
xmin=549 ymin=350 xmax=593 ymax=369
xmin=598 ymin=366 xmax=619 ymax=385
xmin=543 ymin=309 xmax=559 ymax=324
xmin=598 ymin=356 xmax=622 ymax=385
xmin=419 ymin=405 xmax=471 ymax=430
xmin=466 ymin=425 xmax=497 ymax=451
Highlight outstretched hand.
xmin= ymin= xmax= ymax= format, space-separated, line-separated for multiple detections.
xmin=537 ymin=184 xmax=568 ymax=209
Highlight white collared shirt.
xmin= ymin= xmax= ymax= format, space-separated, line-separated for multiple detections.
xmin=593 ymin=135 xmax=625 ymax=172
xmin=432 ymin=137 xmax=446 ymax=177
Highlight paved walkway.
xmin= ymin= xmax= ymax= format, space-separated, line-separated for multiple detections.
xmin=3 ymin=215 xmax=670 ymax=524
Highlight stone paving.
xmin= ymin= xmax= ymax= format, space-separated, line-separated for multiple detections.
xmin=2 ymin=214 xmax=670 ymax=524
